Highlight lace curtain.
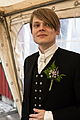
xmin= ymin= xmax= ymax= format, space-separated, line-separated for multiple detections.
xmin=15 ymin=18 xmax=80 ymax=88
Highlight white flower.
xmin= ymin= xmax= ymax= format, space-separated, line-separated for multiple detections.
xmin=43 ymin=61 xmax=66 ymax=91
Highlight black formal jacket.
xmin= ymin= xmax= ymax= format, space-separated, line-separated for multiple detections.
xmin=21 ymin=47 xmax=80 ymax=120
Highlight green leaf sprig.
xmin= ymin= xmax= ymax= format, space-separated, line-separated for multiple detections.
xmin=44 ymin=61 xmax=66 ymax=91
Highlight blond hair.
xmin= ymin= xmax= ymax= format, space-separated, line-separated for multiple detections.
xmin=30 ymin=8 xmax=60 ymax=32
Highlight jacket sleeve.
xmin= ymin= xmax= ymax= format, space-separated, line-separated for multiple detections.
xmin=53 ymin=54 xmax=80 ymax=120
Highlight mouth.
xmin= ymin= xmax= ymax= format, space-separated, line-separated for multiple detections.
xmin=37 ymin=34 xmax=48 ymax=38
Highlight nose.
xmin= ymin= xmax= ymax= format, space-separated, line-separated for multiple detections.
xmin=39 ymin=23 xmax=45 ymax=31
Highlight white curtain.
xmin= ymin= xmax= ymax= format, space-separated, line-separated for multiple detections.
xmin=15 ymin=18 xmax=80 ymax=89
xmin=57 ymin=18 xmax=80 ymax=54
xmin=15 ymin=23 xmax=38 ymax=89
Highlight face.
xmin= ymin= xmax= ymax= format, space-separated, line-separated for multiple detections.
xmin=32 ymin=16 xmax=60 ymax=50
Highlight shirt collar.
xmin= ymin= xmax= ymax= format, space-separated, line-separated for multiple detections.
xmin=39 ymin=43 xmax=58 ymax=59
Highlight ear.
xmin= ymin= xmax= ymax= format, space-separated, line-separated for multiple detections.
xmin=56 ymin=28 xmax=60 ymax=35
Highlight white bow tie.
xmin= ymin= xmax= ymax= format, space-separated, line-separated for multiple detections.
xmin=39 ymin=55 xmax=46 ymax=63
xmin=38 ymin=55 xmax=46 ymax=74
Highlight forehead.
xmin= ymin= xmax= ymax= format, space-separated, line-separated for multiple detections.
xmin=32 ymin=16 xmax=44 ymax=23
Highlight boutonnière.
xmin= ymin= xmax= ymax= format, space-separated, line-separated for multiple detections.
xmin=43 ymin=61 xmax=66 ymax=91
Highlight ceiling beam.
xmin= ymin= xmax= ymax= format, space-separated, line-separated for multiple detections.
xmin=3 ymin=0 xmax=65 ymax=17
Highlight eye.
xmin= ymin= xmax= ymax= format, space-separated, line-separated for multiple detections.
xmin=33 ymin=23 xmax=40 ymax=28
xmin=44 ymin=23 xmax=50 ymax=27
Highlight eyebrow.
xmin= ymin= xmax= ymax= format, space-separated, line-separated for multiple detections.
xmin=33 ymin=22 xmax=40 ymax=23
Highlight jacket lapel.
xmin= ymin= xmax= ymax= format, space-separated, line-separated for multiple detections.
xmin=41 ymin=48 xmax=60 ymax=101
xmin=25 ymin=52 xmax=39 ymax=113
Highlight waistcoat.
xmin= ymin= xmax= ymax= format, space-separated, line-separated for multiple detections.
xmin=29 ymin=61 xmax=52 ymax=114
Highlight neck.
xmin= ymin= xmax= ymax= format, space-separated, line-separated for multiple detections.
xmin=39 ymin=43 xmax=55 ymax=54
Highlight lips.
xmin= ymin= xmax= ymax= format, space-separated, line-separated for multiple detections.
xmin=37 ymin=34 xmax=47 ymax=37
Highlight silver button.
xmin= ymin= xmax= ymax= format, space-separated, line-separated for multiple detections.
xmin=39 ymin=104 xmax=41 ymax=107
xmin=40 ymin=74 xmax=43 ymax=77
xmin=40 ymin=82 xmax=42 ymax=85
xmin=36 ymin=75 xmax=38 ymax=77
xmin=39 ymin=90 xmax=42 ymax=92
xmin=39 ymin=97 xmax=41 ymax=100
xmin=34 ymin=104 xmax=37 ymax=107
xmin=35 ymin=82 xmax=38 ymax=85
xmin=35 ymin=89 xmax=37 ymax=92
xmin=34 ymin=97 xmax=37 ymax=99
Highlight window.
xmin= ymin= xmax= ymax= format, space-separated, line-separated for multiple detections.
xmin=15 ymin=18 xmax=80 ymax=84
xmin=57 ymin=18 xmax=80 ymax=54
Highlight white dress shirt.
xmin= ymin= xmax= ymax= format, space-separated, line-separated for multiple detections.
xmin=38 ymin=43 xmax=58 ymax=120
xmin=38 ymin=43 xmax=58 ymax=74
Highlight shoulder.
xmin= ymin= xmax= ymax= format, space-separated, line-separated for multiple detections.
xmin=24 ymin=52 xmax=39 ymax=63
xmin=58 ymin=47 xmax=80 ymax=57
xmin=57 ymin=47 xmax=80 ymax=66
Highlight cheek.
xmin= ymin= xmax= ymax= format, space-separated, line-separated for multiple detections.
xmin=32 ymin=29 xmax=37 ymax=37
xmin=32 ymin=31 xmax=37 ymax=42
xmin=48 ymin=31 xmax=54 ymax=37
xmin=48 ymin=31 xmax=56 ymax=40
xmin=32 ymin=31 xmax=35 ymax=39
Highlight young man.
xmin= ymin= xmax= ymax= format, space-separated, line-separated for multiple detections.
xmin=21 ymin=8 xmax=80 ymax=120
